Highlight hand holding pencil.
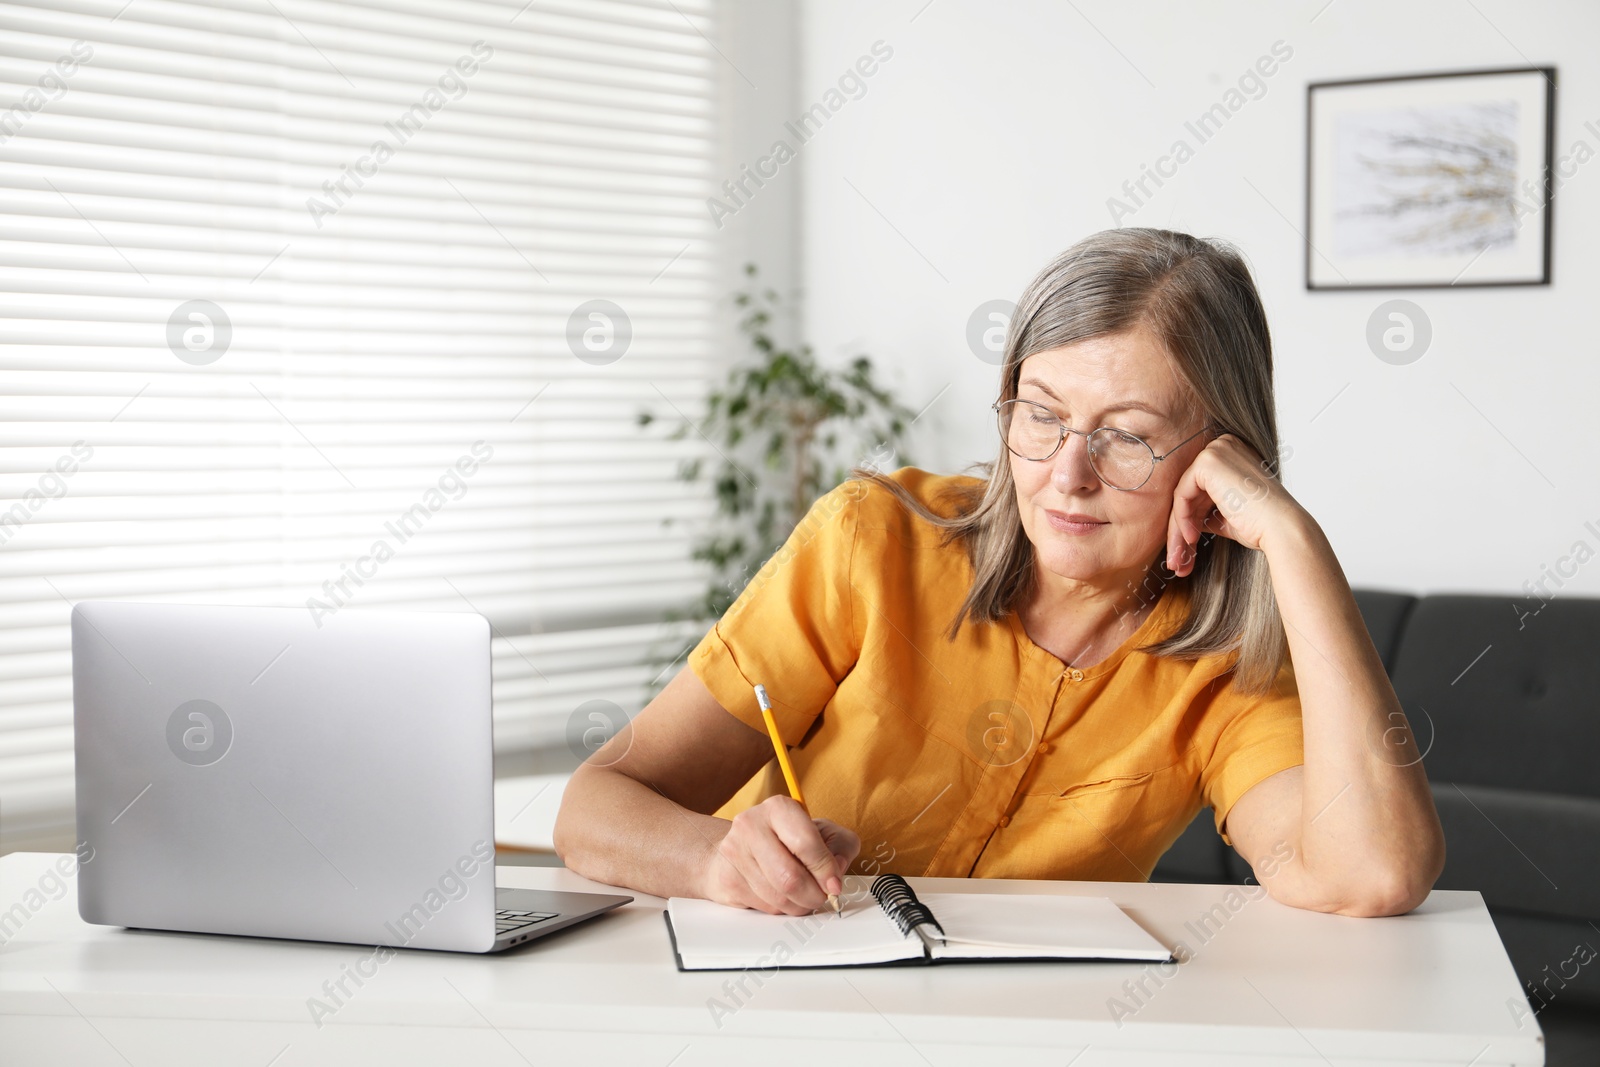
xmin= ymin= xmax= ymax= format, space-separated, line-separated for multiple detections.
xmin=696 ymin=683 xmax=860 ymax=917
xmin=754 ymin=684 xmax=842 ymax=915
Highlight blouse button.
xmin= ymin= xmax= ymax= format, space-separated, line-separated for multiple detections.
xmin=1037 ymin=741 xmax=1051 ymax=755
xmin=998 ymin=815 xmax=1012 ymax=828
xmin=1071 ymin=669 xmax=1084 ymax=681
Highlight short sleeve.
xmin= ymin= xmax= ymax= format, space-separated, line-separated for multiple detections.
xmin=687 ymin=479 xmax=867 ymax=743
xmin=1199 ymin=657 xmax=1305 ymax=847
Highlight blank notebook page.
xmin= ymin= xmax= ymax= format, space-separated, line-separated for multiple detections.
xmin=917 ymin=892 xmax=1171 ymax=961
xmin=666 ymin=893 xmax=925 ymax=968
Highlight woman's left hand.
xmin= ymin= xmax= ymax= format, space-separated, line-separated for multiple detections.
xmin=1164 ymin=433 xmax=1304 ymax=576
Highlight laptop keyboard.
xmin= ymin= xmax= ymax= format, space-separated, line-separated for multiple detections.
xmin=496 ymin=909 xmax=559 ymax=936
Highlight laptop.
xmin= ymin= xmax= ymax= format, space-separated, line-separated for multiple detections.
xmin=71 ymin=601 xmax=631 ymax=953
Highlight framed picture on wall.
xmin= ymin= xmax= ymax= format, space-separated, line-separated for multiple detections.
xmin=1305 ymin=66 xmax=1555 ymax=290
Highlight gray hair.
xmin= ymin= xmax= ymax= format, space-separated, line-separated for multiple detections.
xmin=853 ymin=227 xmax=1289 ymax=695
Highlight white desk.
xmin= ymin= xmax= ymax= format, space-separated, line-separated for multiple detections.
xmin=0 ymin=851 xmax=1543 ymax=1065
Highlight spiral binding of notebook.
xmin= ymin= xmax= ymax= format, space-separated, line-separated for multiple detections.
xmin=869 ymin=874 xmax=945 ymax=938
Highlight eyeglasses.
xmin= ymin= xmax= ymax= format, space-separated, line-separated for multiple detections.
xmin=994 ymin=398 xmax=1211 ymax=491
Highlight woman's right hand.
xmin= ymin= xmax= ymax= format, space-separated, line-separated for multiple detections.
xmin=700 ymin=796 xmax=861 ymax=915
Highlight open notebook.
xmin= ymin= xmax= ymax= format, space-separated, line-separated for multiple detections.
xmin=665 ymin=874 xmax=1173 ymax=971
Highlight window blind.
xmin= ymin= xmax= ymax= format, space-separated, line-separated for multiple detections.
xmin=0 ymin=0 xmax=719 ymax=852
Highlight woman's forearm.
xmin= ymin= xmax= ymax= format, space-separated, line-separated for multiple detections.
xmin=553 ymin=765 xmax=731 ymax=900
xmin=1263 ymin=513 xmax=1446 ymax=911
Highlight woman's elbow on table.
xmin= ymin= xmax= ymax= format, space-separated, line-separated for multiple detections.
xmin=549 ymin=766 xmax=594 ymax=873
xmin=551 ymin=762 xmax=636 ymax=881
xmin=1263 ymin=852 xmax=1443 ymax=918
xmin=1338 ymin=825 xmax=1447 ymax=917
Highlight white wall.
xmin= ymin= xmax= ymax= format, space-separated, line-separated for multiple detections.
xmin=772 ymin=0 xmax=1598 ymax=600
xmin=715 ymin=0 xmax=803 ymax=356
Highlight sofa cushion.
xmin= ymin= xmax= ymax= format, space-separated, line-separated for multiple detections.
xmin=1388 ymin=594 xmax=1600 ymax=799
xmin=1487 ymin=910 xmax=1600 ymax=1012
xmin=1431 ymin=781 xmax=1600 ymax=922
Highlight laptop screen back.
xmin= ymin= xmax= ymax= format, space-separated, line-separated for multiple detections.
xmin=72 ymin=602 xmax=498 ymax=953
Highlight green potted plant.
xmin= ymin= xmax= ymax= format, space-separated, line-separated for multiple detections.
xmin=637 ymin=263 xmax=920 ymax=686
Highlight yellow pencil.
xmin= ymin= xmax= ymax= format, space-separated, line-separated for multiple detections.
xmin=753 ymin=683 xmax=842 ymax=915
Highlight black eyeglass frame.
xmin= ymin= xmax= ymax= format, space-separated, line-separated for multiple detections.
xmin=993 ymin=397 xmax=1215 ymax=492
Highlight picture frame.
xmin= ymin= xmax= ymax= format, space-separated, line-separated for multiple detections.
xmin=1305 ymin=66 xmax=1555 ymax=290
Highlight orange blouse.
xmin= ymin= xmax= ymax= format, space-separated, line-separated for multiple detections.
xmin=687 ymin=466 xmax=1304 ymax=881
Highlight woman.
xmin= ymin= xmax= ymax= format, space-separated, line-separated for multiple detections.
xmin=554 ymin=227 xmax=1445 ymax=919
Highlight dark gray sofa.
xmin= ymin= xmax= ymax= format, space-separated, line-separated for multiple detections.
xmin=1152 ymin=587 xmax=1600 ymax=1053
